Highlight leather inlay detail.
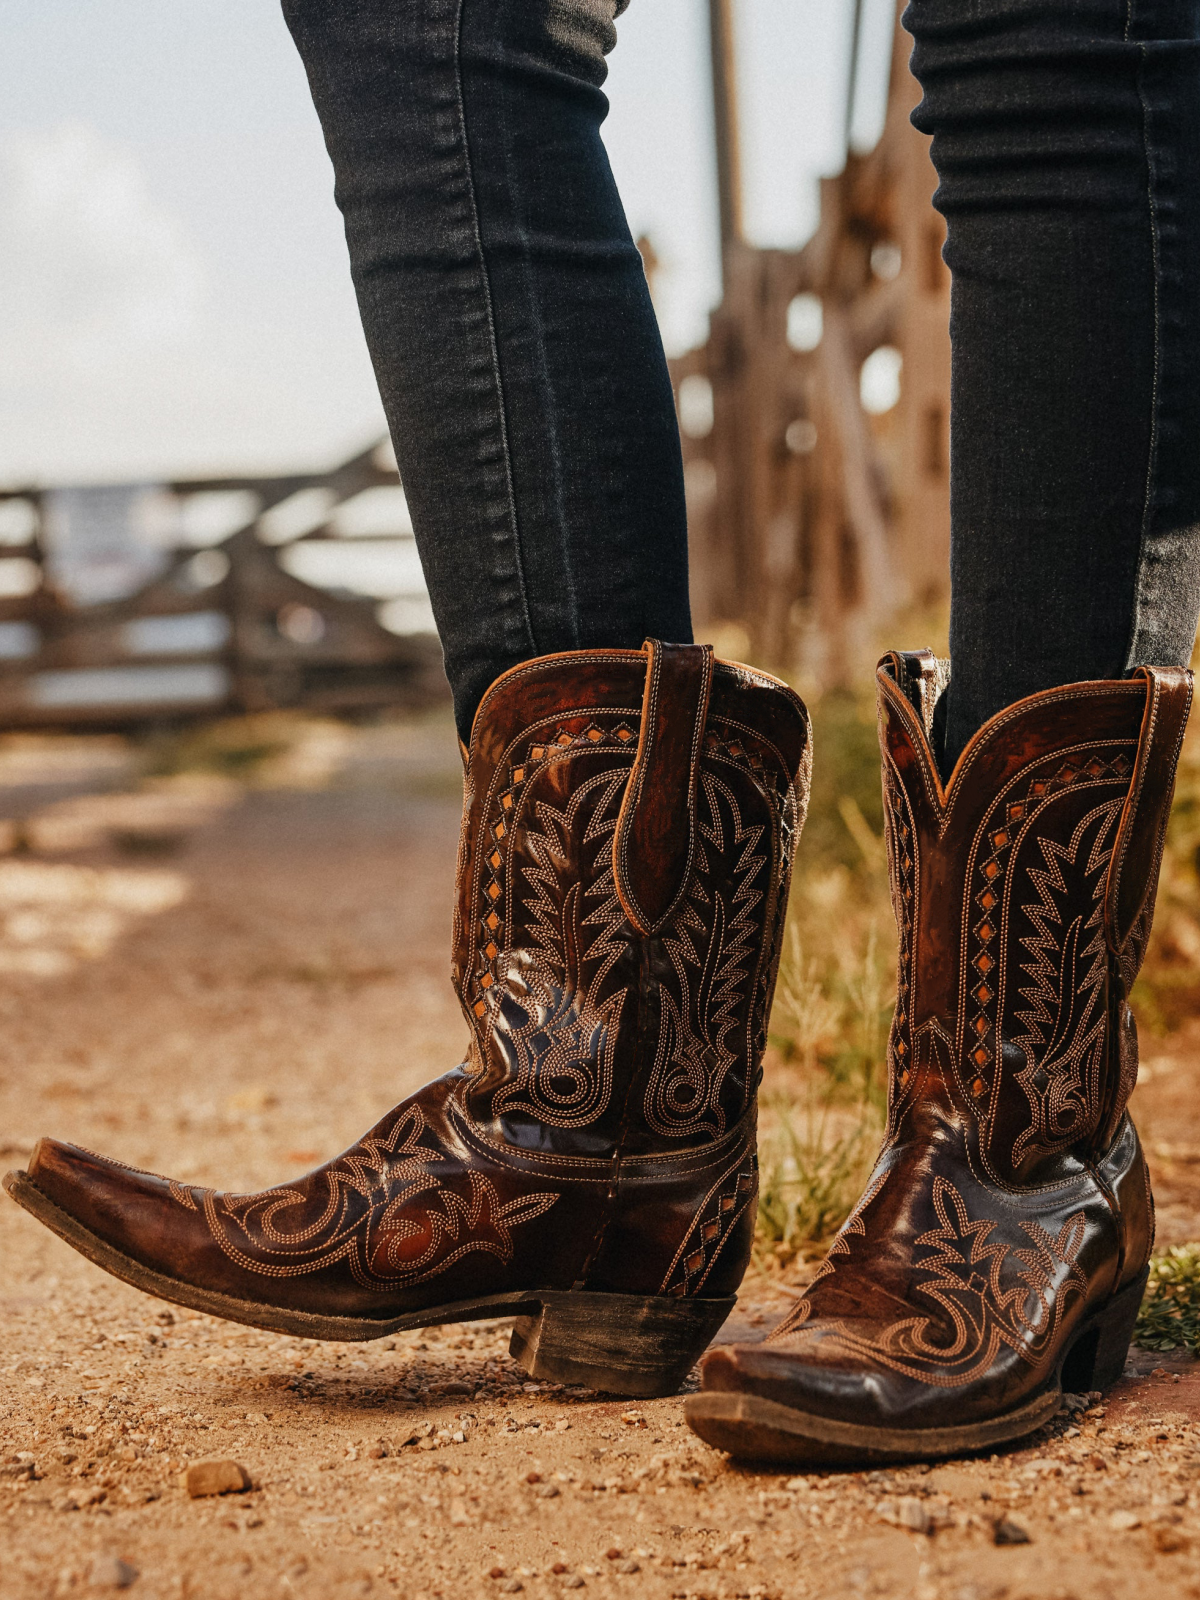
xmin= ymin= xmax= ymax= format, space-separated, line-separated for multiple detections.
xmin=661 ymin=1145 xmax=757 ymax=1297
xmin=957 ymin=745 xmax=1135 ymax=1158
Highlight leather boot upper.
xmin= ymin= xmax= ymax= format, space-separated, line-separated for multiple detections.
xmin=702 ymin=656 xmax=1191 ymax=1428
xmin=18 ymin=643 xmax=811 ymax=1319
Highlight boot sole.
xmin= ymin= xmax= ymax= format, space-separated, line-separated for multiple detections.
xmin=3 ymin=1167 xmax=733 ymax=1398
xmin=683 ymin=1267 xmax=1149 ymax=1464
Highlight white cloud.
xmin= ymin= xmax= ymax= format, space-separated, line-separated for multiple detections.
xmin=0 ymin=120 xmax=384 ymax=485
xmin=0 ymin=122 xmax=205 ymax=378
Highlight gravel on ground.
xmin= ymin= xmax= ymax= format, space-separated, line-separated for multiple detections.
xmin=3 ymin=712 xmax=1200 ymax=1600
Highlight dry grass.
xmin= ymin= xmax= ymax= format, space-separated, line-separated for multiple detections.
xmin=1131 ymin=706 xmax=1200 ymax=1034
xmin=754 ymin=687 xmax=894 ymax=1274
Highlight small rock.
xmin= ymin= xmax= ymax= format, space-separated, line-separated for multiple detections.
xmin=537 ymin=1484 xmax=560 ymax=1499
xmin=896 ymin=1497 xmax=929 ymax=1533
xmin=605 ymin=1548 xmax=623 ymax=1561
xmin=1155 ymin=1527 xmax=1189 ymax=1553
xmin=563 ymin=1582 xmax=585 ymax=1592
xmin=525 ymin=1471 xmax=542 ymax=1484
xmin=366 ymin=1443 xmax=388 ymax=1460
xmin=992 ymin=1518 xmax=1031 ymax=1546
xmin=488 ymin=1568 xmax=507 ymax=1580
xmin=551 ymin=1564 xmax=569 ymax=1575
xmin=617 ymin=1560 xmax=640 ymax=1574
xmin=88 ymin=1554 xmax=139 ymax=1589
xmin=499 ymin=1584 xmax=523 ymax=1596
xmin=185 ymin=1460 xmax=252 ymax=1498
xmin=442 ymin=1381 xmax=472 ymax=1395
xmin=1108 ymin=1509 xmax=1141 ymax=1532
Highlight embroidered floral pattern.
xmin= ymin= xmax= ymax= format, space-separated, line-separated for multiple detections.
xmin=646 ymin=775 xmax=767 ymax=1138
xmin=776 ymin=1175 xmax=1088 ymax=1389
xmin=186 ymin=1102 xmax=558 ymax=1291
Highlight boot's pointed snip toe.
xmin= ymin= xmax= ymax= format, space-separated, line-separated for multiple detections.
xmin=4 ymin=641 xmax=811 ymax=1397
xmin=687 ymin=651 xmax=1191 ymax=1460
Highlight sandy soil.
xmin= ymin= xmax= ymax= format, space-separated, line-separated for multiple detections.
xmin=4 ymin=712 xmax=1200 ymax=1600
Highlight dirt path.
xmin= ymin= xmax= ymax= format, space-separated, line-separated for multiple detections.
xmin=4 ymin=715 xmax=1200 ymax=1600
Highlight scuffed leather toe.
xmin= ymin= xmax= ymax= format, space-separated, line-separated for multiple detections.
xmin=25 ymin=1136 xmax=225 ymax=1288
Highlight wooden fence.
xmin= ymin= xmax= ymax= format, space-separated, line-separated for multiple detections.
xmin=0 ymin=441 xmax=447 ymax=729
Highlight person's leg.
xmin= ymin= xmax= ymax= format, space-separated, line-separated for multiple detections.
xmin=904 ymin=0 xmax=1200 ymax=770
xmin=686 ymin=0 xmax=1200 ymax=1465
xmin=280 ymin=0 xmax=691 ymax=740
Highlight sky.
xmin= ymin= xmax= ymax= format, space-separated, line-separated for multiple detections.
xmin=0 ymin=0 xmax=895 ymax=486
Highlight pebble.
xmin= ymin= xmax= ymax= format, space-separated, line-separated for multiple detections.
xmin=1108 ymin=1510 xmax=1141 ymax=1532
xmin=563 ymin=1580 xmax=585 ymax=1591
xmin=1155 ymin=1527 xmax=1189 ymax=1553
xmin=896 ymin=1497 xmax=929 ymax=1533
xmin=88 ymin=1554 xmax=139 ymax=1590
xmin=185 ymin=1459 xmax=252 ymax=1497
xmin=992 ymin=1518 xmax=1031 ymax=1546
xmin=499 ymin=1583 xmax=523 ymax=1595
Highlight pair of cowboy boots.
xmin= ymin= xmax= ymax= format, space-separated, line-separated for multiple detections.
xmin=4 ymin=642 xmax=1190 ymax=1465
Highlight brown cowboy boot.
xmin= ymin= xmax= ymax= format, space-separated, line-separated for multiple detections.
xmin=688 ymin=652 xmax=1190 ymax=1458
xmin=4 ymin=641 xmax=810 ymax=1397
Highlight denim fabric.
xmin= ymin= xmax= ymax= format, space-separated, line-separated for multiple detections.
xmin=286 ymin=0 xmax=1200 ymax=758
xmin=282 ymin=0 xmax=688 ymax=741
xmin=906 ymin=0 xmax=1200 ymax=768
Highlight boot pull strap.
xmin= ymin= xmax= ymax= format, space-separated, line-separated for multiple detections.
xmin=614 ymin=639 xmax=714 ymax=935
xmin=1105 ymin=664 xmax=1193 ymax=954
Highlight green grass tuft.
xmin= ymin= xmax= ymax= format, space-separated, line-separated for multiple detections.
xmin=1135 ymin=1245 xmax=1200 ymax=1353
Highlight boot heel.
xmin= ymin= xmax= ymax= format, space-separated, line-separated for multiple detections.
xmin=1061 ymin=1267 xmax=1149 ymax=1394
xmin=509 ymin=1290 xmax=735 ymax=1398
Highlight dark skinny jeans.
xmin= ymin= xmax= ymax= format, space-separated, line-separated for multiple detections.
xmin=283 ymin=0 xmax=1200 ymax=761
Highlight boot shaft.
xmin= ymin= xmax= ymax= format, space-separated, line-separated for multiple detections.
xmin=879 ymin=652 xmax=1191 ymax=1185
xmin=453 ymin=642 xmax=811 ymax=1158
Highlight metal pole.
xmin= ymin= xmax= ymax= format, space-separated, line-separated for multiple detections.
xmin=708 ymin=0 xmax=744 ymax=269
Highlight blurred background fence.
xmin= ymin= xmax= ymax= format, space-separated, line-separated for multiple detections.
xmin=0 ymin=0 xmax=945 ymax=731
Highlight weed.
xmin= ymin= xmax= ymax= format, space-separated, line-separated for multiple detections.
xmin=755 ymin=683 xmax=896 ymax=1272
xmin=1134 ymin=1245 xmax=1200 ymax=1353
xmin=141 ymin=715 xmax=293 ymax=779
xmin=754 ymin=1085 xmax=883 ymax=1272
